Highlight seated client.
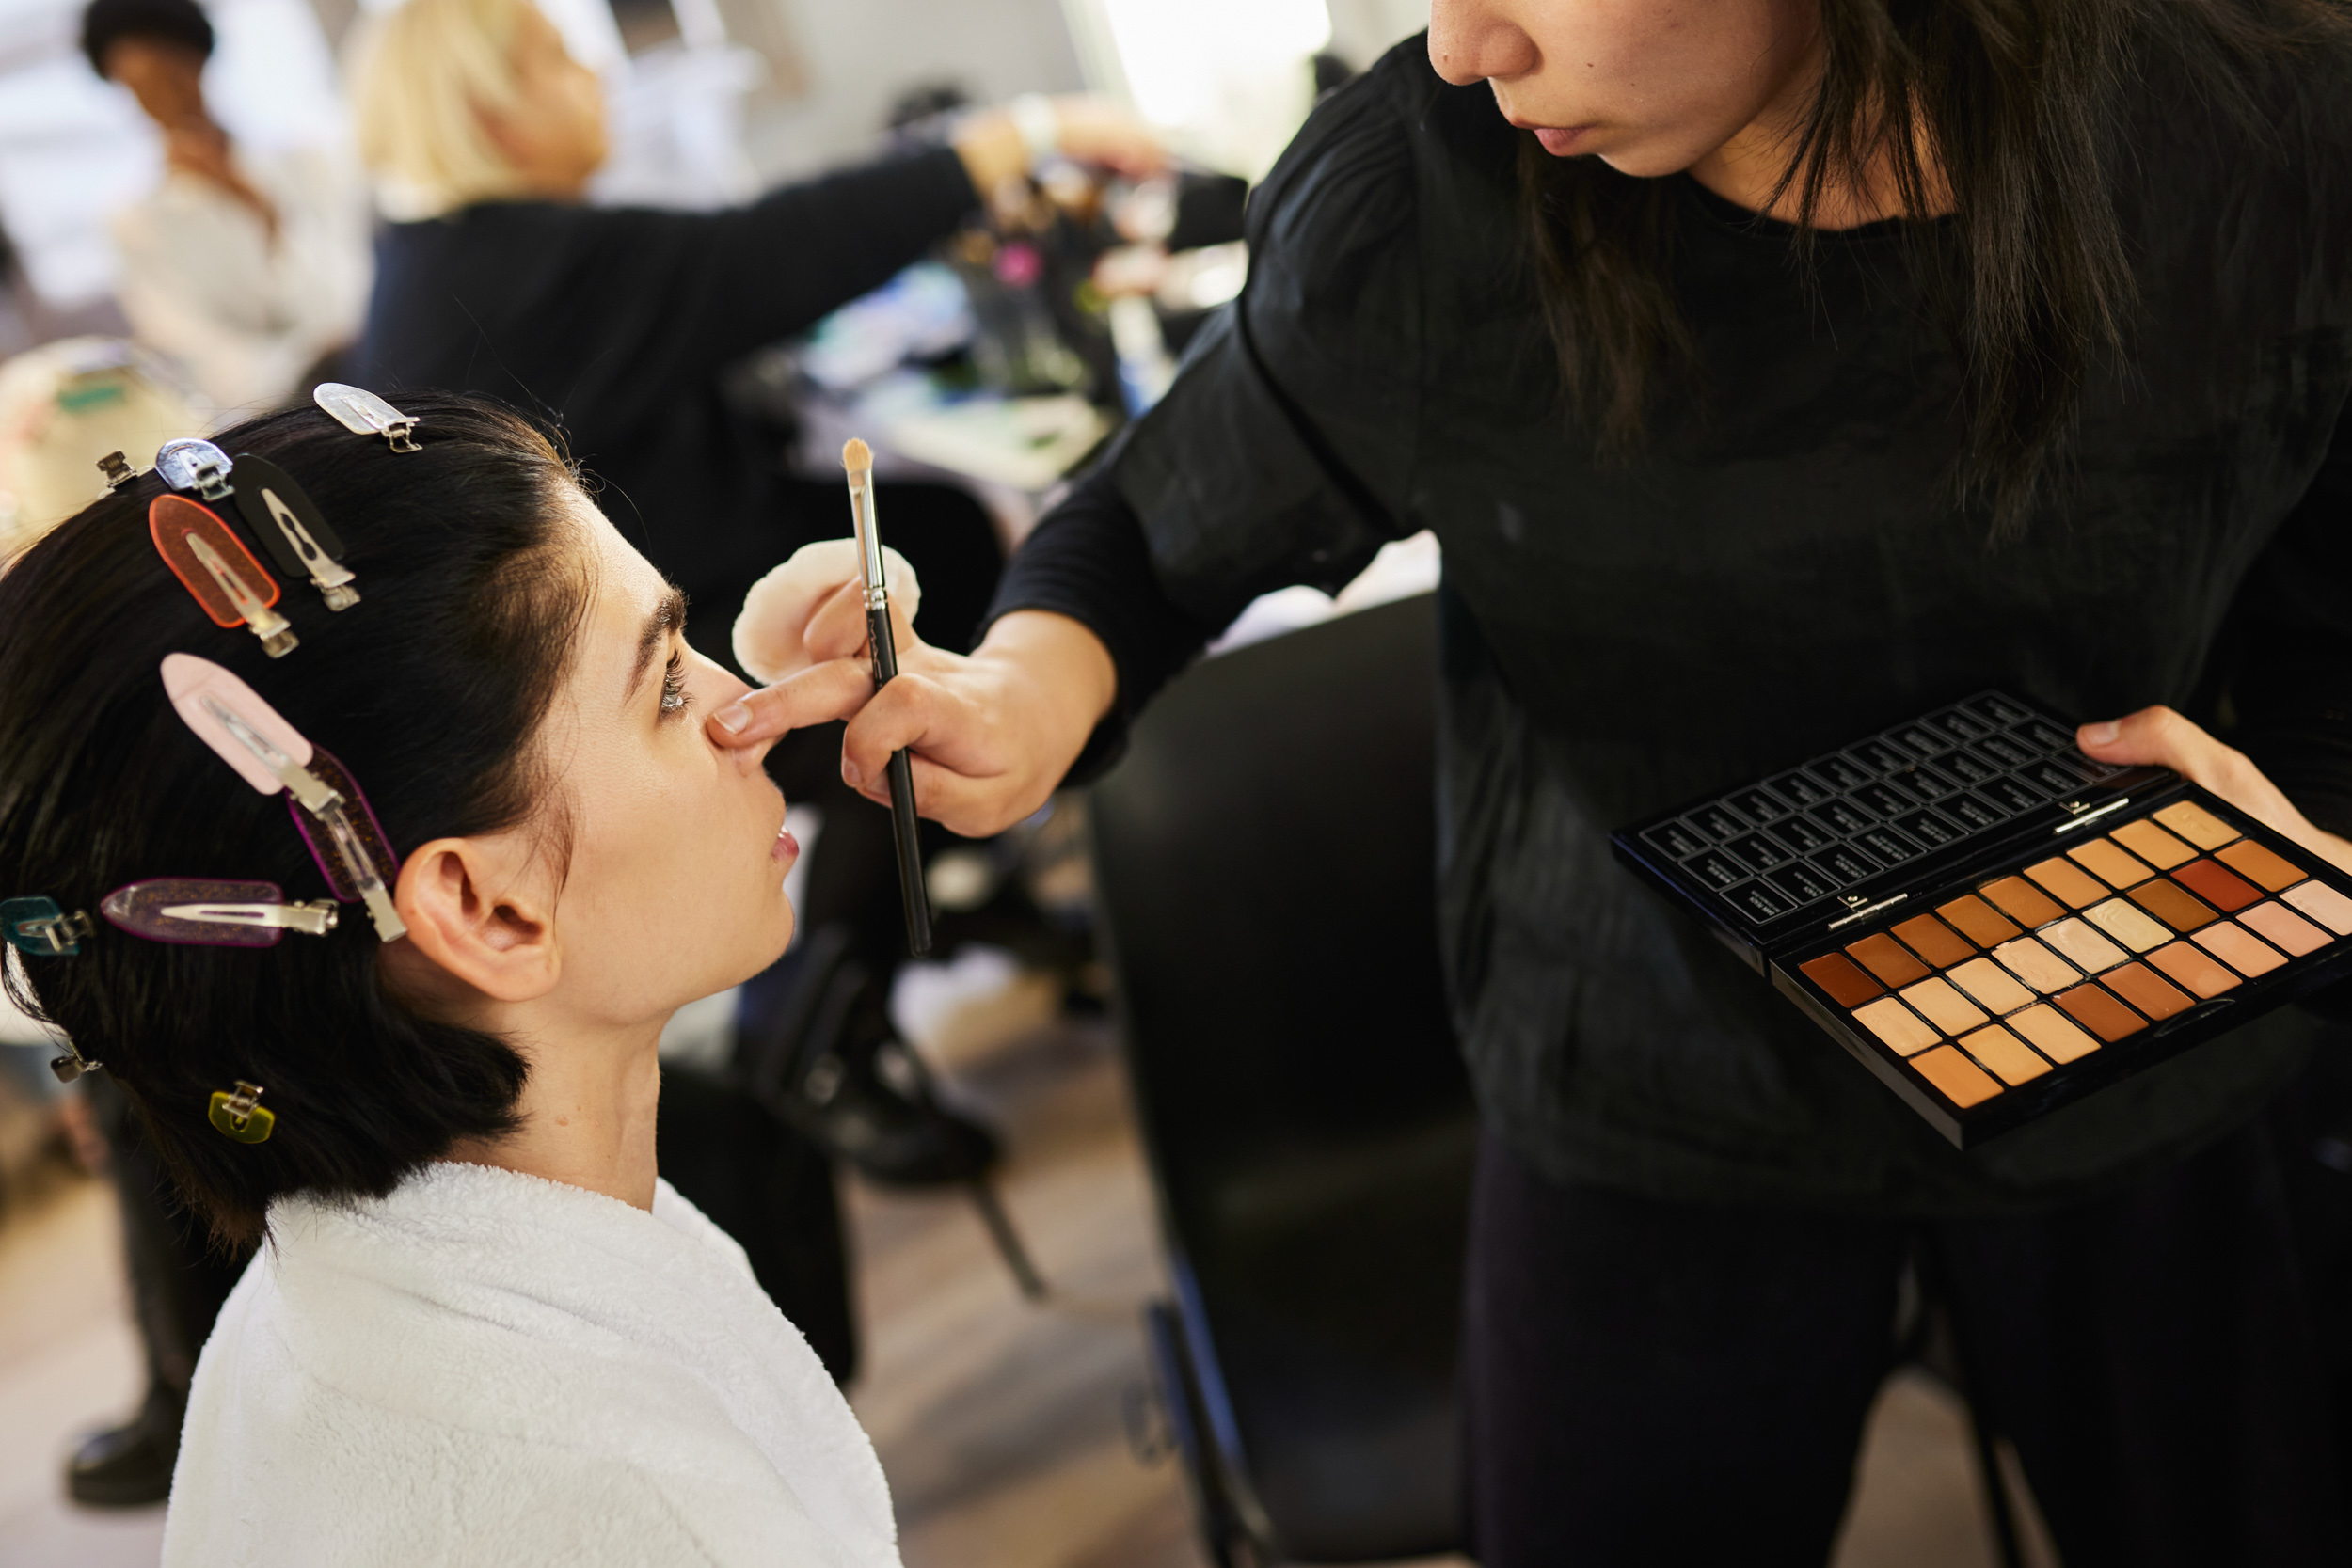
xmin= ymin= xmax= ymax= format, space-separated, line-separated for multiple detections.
xmin=0 ymin=391 xmax=898 ymax=1565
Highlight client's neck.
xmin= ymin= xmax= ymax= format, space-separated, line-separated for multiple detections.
xmin=443 ymin=1019 xmax=664 ymax=1211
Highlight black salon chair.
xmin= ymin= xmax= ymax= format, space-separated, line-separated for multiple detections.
xmin=1089 ymin=594 xmax=1473 ymax=1565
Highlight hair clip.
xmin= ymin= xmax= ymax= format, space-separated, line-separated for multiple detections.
xmin=156 ymin=437 xmax=233 ymax=502
xmin=102 ymin=879 xmax=337 ymax=947
xmin=49 ymin=1040 xmax=101 ymax=1085
xmin=207 ymin=1081 xmax=274 ymax=1143
xmin=1 ymin=896 xmax=92 ymax=957
xmin=161 ymin=655 xmax=406 ymax=942
xmin=151 ymin=495 xmax=298 ymax=658
xmin=226 ymin=454 xmax=359 ymax=611
xmin=314 ymin=383 xmax=420 ymax=453
xmin=98 ymin=451 xmax=144 ymax=491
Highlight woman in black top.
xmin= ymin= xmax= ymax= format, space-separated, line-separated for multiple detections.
xmin=718 ymin=3 xmax=2352 ymax=1560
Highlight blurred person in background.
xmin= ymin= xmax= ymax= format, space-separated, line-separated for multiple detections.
xmin=352 ymin=0 xmax=1160 ymax=1189
xmin=0 ymin=335 xmax=244 ymax=1509
xmin=82 ymin=0 xmax=370 ymax=417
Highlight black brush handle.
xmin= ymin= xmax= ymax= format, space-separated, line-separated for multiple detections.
xmin=869 ymin=603 xmax=932 ymax=957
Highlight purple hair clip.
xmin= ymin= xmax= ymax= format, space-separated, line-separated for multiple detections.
xmin=159 ymin=654 xmax=405 ymax=942
xmin=102 ymin=879 xmax=338 ymax=948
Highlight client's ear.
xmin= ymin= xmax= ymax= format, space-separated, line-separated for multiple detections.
xmin=388 ymin=836 xmax=559 ymax=1004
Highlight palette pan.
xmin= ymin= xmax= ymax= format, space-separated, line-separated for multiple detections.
xmin=1613 ymin=691 xmax=2352 ymax=1147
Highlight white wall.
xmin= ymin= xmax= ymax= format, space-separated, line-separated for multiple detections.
xmin=1326 ymin=0 xmax=1425 ymax=70
xmin=739 ymin=0 xmax=1085 ymax=182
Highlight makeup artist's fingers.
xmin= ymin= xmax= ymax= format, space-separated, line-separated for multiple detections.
xmin=707 ymin=660 xmax=876 ymax=748
xmin=803 ymin=584 xmax=926 ymax=668
xmin=2079 ymin=705 xmax=2352 ymax=870
xmin=838 ymin=671 xmax=1062 ymax=837
xmin=730 ymin=541 xmax=922 ymax=681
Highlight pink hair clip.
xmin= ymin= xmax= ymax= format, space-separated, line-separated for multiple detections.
xmin=160 ymin=654 xmax=405 ymax=942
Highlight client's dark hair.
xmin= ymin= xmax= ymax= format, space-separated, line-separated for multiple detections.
xmin=0 ymin=393 xmax=589 ymax=1244
xmin=81 ymin=0 xmax=215 ymax=76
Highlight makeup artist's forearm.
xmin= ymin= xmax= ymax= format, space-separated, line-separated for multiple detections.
xmin=973 ymin=610 xmax=1118 ymax=730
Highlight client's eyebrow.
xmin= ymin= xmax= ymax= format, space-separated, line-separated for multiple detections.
xmin=625 ymin=586 xmax=689 ymax=703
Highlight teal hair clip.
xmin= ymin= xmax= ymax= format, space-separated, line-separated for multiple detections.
xmin=2 ymin=896 xmax=92 ymax=958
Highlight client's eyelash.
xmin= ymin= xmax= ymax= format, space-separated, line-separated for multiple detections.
xmin=659 ymin=650 xmax=690 ymax=716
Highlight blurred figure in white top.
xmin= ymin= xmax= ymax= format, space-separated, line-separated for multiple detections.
xmin=80 ymin=0 xmax=369 ymax=416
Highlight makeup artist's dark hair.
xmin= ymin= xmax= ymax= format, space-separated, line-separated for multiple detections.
xmin=0 ymin=393 xmax=590 ymax=1245
xmin=1518 ymin=0 xmax=2352 ymax=531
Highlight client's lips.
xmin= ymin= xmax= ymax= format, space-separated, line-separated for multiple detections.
xmin=772 ymin=828 xmax=799 ymax=865
xmin=1533 ymin=125 xmax=1597 ymax=156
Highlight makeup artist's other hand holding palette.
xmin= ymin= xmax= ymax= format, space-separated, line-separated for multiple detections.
xmin=1613 ymin=693 xmax=2352 ymax=1147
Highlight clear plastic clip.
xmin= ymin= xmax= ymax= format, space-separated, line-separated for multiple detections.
xmin=313 ymin=384 xmax=421 ymax=453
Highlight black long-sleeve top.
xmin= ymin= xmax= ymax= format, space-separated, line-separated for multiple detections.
xmin=360 ymin=149 xmax=980 ymax=624
xmin=993 ymin=40 xmax=2352 ymax=1211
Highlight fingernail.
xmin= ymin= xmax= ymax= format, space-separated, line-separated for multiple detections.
xmin=842 ymin=760 xmax=863 ymax=788
xmin=2082 ymin=721 xmax=2120 ymax=747
xmin=712 ymin=702 xmax=751 ymax=736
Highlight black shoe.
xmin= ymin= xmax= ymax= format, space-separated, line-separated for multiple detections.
xmin=67 ymin=1387 xmax=179 ymax=1508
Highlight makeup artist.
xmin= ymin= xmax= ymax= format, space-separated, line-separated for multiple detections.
xmin=724 ymin=2 xmax=2352 ymax=1562
xmin=349 ymin=0 xmax=1163 ymax=1185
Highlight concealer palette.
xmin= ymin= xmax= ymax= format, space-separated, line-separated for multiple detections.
xmin=1613 ymin=692 xmax=2352 ymax=1146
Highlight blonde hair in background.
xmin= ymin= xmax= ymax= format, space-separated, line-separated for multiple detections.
xmin=351 ymin=0 xmax=540 ymax=220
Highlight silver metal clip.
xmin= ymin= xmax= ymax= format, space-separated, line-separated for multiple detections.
xmin=160 ymin=900 xmax=339 ymax=936
xmin=156 ymin=438 xmax=234 ymax=502
xmin=97 ymin=451 xmax=143 ymax=491
xmin=313 ymin=384 xmax=421 ymax=453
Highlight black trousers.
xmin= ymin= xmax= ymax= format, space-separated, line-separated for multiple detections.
xmin=1463 ymin=1112 xmax=2351 ymax=1567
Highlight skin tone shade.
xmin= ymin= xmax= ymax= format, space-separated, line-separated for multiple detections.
xmin=1992 ymin=936 xmax=2080 ymax=994
xmin=2085 ymin=897 xmax=2173 ymax=954
xmin=1934 ymin=895 xmax=2022 ymax=949
xmin=2009 ymin=1003 xmax=2102 ymax=1064
xmin=1855 ymin=996 xmax=1940 ymax=1055
xmin=1893 ymin=913 xmax=1976 ymax=968
xmin=1961 ymin=1024 xmax=2052 ymax=1085
xmin=1947 ymin=957 xmax=2035 ymax=1015
xmin=1912 ymin=1044 xmax=2001 ymax=1109
xmin=2153 ymin=800 xmax=2241 ymax=850
xmin=2040 ymin=917 xmax=2127 ymax=975
xmin=2217 ymin=839 xmax=2306 ymax=893
xmin=1900 ymin=977 xmax=1990 ymax=1036
xmin=2056 ymin=982 xmax=2148 ymax=1042
xmin=2173 ymin=859 xmax=2262 ymax=912
xmin=2284 ymin=880 xmax=2352 ymax=937
xmin=1978 ymin=876 xmax=2064 ymax=927
xmin=1799 ymin=952 xmax=1883 ymax=1007
xmin=2026 ymin=856 xmax=2109 ymax=910
xmin=2100 ymin=961 xmax=2194 ymax=1022
xmin=2109 ymin=818 xmax=2197 ymax=870
xmin=2147 ymin=941 xmax=2242 ymax=999
xmin=2126 ymin=879 xmax=2217 ymax=933
xmin=2068 ymin=837 xmax=2155 ymax=890
xmin=2240 ymin=902 xmax=2330 ymax=958
xmin=1848 ymin=932 xmax=1931 ymax=987
xmin=2191 ymin=921 xmax=2288 ymax=977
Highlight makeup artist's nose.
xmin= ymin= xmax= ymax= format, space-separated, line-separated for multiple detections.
xmin=1428 ymin=0 xmax=1538 ymax=86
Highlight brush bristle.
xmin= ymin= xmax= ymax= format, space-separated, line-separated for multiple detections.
xmin=842 ymin=437 xmax=872 ymax=472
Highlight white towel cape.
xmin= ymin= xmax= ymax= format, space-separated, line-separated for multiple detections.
xmin=162 ymin=1162 xmax=900 ymax=1567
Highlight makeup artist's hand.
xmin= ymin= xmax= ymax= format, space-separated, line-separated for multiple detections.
xmin=709 ymin=596 xmax=1116 ymax=838
xmin=953 ymin=96 xmax=1168 ymax=195
xmin=2078 ymin=706 xmax=2352 ymax=873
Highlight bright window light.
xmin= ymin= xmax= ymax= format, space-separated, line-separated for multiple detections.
xmin=1096 ymin=0 xmax=1329 ymax=125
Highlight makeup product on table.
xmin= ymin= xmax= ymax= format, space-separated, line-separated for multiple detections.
xmin=842 ymin=438 xmax=933 ymax=958
xmin=1613 ymin=691 xmax=2352 ymax=1146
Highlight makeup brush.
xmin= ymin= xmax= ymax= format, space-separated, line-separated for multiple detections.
xmin=844 ymin=438 xmax=933 ymax=957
